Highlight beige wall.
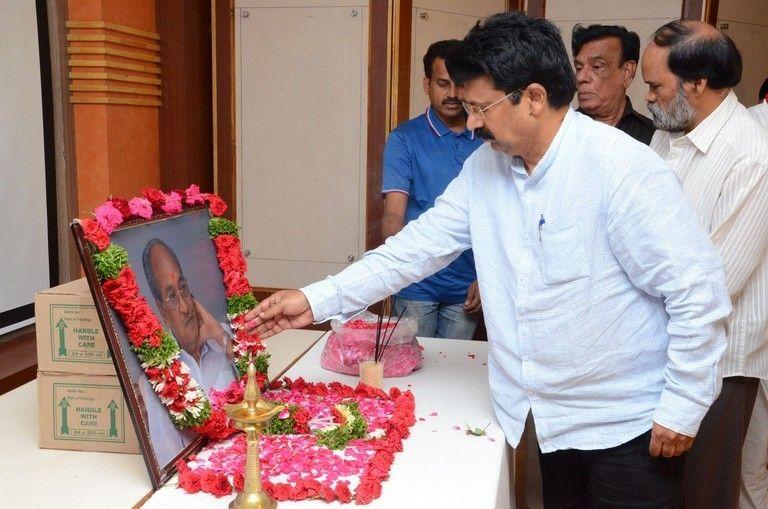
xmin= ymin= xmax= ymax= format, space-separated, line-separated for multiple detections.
xmin=717 ymin=0 xmax=768 ymax=106
xmin=547 ymin=0 xmax=683 ymax=116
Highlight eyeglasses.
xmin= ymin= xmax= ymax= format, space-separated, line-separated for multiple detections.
xmin=462 ymin=89 xmax=522 ymax=119
xmin=159 ymin=280 xmax=192 ymax=310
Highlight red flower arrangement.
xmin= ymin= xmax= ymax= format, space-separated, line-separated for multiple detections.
xmin=79 ymin=185 xmax=266 ymax=436
xmin=178 ymin=378 xmax=416 ymax=505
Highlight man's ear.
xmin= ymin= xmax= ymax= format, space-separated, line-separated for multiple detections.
xmin=690 ymin=77 xmax=708 ymax=95
xmin=623 ymin=61 xmax=637 ymax=85
xmin=526 ymin=84 xmax=547 ymax=116
xmin=423 ymin=76 xmax=430 ymax=95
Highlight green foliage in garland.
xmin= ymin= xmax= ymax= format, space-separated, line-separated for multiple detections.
xmin=92 ymin=244 xmax=129 ymax=281
xmin=235 ymin=352 xmax=270 ymax=378
xmin=208 ymin=217 xmax=240 ymax=238
xmin=315 ymin=402 xmax=368 ymax=450
xmin=227 ymin=293 xmax=257 ymax=316
xmin=264 ymin=404 xmax=299 ymax=435
xmin=134 ymin=330 xmax=180 ymax=367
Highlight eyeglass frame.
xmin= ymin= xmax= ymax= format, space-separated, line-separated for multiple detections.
xmin=158 ymin=278 xmax=193 ymax=310
xmin=462 ymin=88 xmax=523 ymax=118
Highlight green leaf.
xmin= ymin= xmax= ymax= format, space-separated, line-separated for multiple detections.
xmin=208 ymin=217 xmax=240 ymax=238
xmin=227 ymin=293 xmax=257 ymax=316
xmin=92 ymin=244 xmax=129 ymax=281
xmin=134 ymin=330 xmax=180 ymax=367
xmin=264 ymin=403 xmax=298 ymax=435
xmin=235 ymin=352 xmax=270 ymax=379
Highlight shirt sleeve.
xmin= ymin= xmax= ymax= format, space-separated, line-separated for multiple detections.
xmin=381 ymin=130 xmax=413 ymax=195
xmin=606 ymin=154 xmax=731 ymax=437
xmin=709 ymin=160 xmax=768 ymax=298
xmin=302 ymin=168 xmax=473 ymax=322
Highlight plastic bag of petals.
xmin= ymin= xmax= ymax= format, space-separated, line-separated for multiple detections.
xmin=321 ymin=311 xmax=423 ymax=377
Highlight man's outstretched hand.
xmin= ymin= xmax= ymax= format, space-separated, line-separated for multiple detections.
xmin=242 ymin=289 xmax=315 ymax=338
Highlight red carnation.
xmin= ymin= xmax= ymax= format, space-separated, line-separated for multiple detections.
xmin=109 ymin=197 xmax=131 ymax=218
xmin=193 ymin=408 xmax=235 ymax=441
xmin=233 ymin=472 xmax=244 ymax=492
xmin=142 ymin=187 xmax=167 ymax=211
xmin=211 ymin=475 xmax=232 ymax=497
xmin=270 ymin=483 xmax=293 ymax=500
xmin=335 ymin=483 xmax=353 ymax=503
xmin=292 ymin=407 xmax=310 ymax=434
xmin=319 ymin=484 xmax=336 ymax=502
xmin=199 ymin=471 xmax=218 ymax=493
xmin=206 ymin=193 xmax=227 ymax=216
xmin=354 ymin=477 xmax=382 ymax=505
xmin=178 ymin=469 xmax=201 ymax=494
xmin=81 ymin=218 xmax=110 ymax=251
xmin=224 ymin=273 xmax=253 ymax=297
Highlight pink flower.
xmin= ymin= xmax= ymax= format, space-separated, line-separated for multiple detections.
xmin=162 ymin=191 xmax=183 ymax=214
xmin=94 ymin=201 xmax=123 ymax=234
xmin=128 ymin=197 xmax=153 ymax=219
xmin=279 ymin=409 xmax=290 ymax=419
xmin=185 ymin=184 xmax=206 ymax=205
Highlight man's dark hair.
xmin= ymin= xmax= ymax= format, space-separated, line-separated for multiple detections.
xmin=142 ymin=238 xmax=184 ymax=301
xmin=446 ymin=11 xmax=577 ymax=108
xmin=571 ymin=24 xmax=640 ymax=64
xmin=759 ymin=77 xmax=768 ymax=101
xmin=652 ymin=20 xmax=741 ymax=89
xmin=423 ymin=39 xmax=462 ymax=79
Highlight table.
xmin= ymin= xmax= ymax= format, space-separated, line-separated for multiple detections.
xmin=143 ymin=333 xmax=513 ymax=509
xmin=0 ymin=329 xmax=324 ymax=509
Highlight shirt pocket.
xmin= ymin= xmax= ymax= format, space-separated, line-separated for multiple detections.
xmin=538 ymin=224 xmax=590 ymax=285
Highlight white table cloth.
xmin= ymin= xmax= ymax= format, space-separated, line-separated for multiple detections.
xmin=143 ymin=333 xmax=512 ymax=509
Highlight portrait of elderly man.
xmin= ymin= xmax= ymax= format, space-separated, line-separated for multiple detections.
xmin=572 ymin=23 xmax=654 ymax=144
xmin=137 ymin=238 xmax=238 ymax=466
xmin=643 ymin=20 xmax=768 ymax=509
xmin=243 ymin=11 xmax=730 ymax=508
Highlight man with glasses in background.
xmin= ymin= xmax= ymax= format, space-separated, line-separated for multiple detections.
xmin=381 ymin=39 xmax=483 ymax=339
xmin=137 ymin=238 xmax=237 ymax=465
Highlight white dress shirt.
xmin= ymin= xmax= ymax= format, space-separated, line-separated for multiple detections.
xmin=652 ymin=91 xmax=768 ymax=380
xmin=749 ymin=100 xmax=768 ymax=129
xmin=303 ymin=109 xmax=730 ymax=452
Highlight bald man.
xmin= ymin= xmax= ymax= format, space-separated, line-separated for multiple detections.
xmin=643 ymin=20 xmax=768 ymax=509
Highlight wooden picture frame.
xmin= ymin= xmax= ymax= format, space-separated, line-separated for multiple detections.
xmin=71 ymin=206 xmax=238 ymax=488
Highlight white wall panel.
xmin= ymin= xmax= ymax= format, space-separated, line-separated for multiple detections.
xmin=0 ymin=1 xmax=50 ymax=334
xmin=236 ymin=4 xmax=368 ymax=289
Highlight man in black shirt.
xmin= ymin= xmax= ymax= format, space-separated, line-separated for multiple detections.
xmin=572 ymin=24 xmax=655 ymax=144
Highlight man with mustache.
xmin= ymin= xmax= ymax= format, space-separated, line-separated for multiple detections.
xmin=246 ymin=12 xmax=731 ymax=506
xmin=380 ymin=39 xmax=483 ymax=339
xmin=572 ymin=24 xmax=654 ymax=144
xmin=643 ymin=20 xmax=768 ymax=509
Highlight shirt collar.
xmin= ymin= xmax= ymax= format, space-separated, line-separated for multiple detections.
xmin=684 ymin=90 xmax=738 ymax=154
xmin=425 ymin=106 xmax=475 ymax=140
xmin=621 ymin=96 xmax=637 ymax=120
xmin=527 ymin=108 xmax=574 ymax=179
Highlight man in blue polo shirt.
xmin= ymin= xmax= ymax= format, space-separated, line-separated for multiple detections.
xmin=381 ymin=39 xmax=483 ymax=339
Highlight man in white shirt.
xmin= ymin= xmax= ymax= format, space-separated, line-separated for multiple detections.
xmin=643 ymin=20 xmax=768 ymax=509
xmin=740 ymin=77 xmax=768 ymax=509
xmin=246 ymin=12 xmax=730 ymax=507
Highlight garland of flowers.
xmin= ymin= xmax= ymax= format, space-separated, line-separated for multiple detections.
xmin=79 ymin=184 xmax=267 ymax=440
xmin=177 ymin=377 xmax=416 ymax=505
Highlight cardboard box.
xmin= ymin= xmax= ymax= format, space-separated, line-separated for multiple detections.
xmin=37 ymin=371 xmax=140 ymax=454
xmin=35 ymin=278 xmax=116 ymax=376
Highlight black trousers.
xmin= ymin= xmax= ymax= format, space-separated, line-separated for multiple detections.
xmin=683 ymin=376 xmax=759 ymax=509
xmin=538 ymin=430 xmax=685 ymax=508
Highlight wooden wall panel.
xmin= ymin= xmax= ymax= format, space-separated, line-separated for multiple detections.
xmin=157 ymin=0 xmax=213 ymax=193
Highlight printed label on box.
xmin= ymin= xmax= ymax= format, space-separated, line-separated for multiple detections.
xmin=48 ymin=304 xmax=112 ymax=365
xmin=52 ymin=382 xmax=127 ymax=443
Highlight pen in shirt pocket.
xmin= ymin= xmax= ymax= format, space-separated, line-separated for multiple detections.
xmin=538 ymin=214 xmax=545 ymax=242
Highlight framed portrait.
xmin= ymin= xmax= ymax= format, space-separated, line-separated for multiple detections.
xmin=71 ymin=197 xmax=257 ymax=489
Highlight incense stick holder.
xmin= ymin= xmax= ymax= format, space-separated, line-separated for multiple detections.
xmin=359 ymin=360 xmax=384 ymax=388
